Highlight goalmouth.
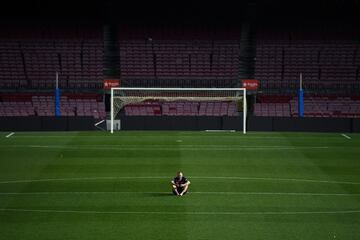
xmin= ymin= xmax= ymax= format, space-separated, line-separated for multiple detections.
xmin=110 ymin=87 xmax=247 ymax=134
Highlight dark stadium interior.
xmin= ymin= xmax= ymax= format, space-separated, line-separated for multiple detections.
xmin=1 ymin=0 xmax=360 ymax=130
xmin=2 ymin=0 xmax=360 ymax=22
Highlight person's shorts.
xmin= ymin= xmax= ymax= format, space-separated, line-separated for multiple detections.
xmin=172 ymin=187 xmax=188 ymax=195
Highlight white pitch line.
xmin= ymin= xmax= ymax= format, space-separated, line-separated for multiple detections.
xmin=194 ymin=176 xmax=360 ymax=185
xmin=0 ymin=176 xmax=161 ymax=184
xmin=191 ymin=176 xmax=360 ymax=185
xmin=205 ymin=130 xmax=236 ymax=132
xmin=0 ymin=144 xmax=329 ymax=151
xmin=6 ymin=135 xmax=342 ymax=140
xmin=341 ymin=134 xmax=351 ymax=139
xmin=0 ymin=208 xmax=359 ymax=215
xmin=5 ymin=132 xmax=14 ymax=138
xmin=0 ymin=176 xmax=359 ymax=185
xmin=184 ymin=191 xmax=360 ymax=196
xmin=0 ymin=191 xmax=359 ymax=196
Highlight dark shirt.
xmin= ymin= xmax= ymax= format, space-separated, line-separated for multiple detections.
xmin=173 ymin=176 xmax=188 ymax=186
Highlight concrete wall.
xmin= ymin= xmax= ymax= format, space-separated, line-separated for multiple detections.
xmin=120 ymin=116 xmax=244 ymax=131
xmin=248 ymin=116 xmax=358 ymax=133
xmin=0 ymin=117 xmax=95 ymax=131
xmin=120 ymin=116 xmax=359 ymax=132
xmin=1 ymin=116 xmax=359 ymax=132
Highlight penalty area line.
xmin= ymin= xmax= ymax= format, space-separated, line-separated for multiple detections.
xmin=5 ymin=132 xmax=15 ymax=138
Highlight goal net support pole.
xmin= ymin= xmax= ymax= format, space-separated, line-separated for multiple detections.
xmin=110 ymin=87 xmax=247 ymax=134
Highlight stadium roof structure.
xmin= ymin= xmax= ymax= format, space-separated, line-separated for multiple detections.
xmin=1 ymin=0 xmax=360 ymax=23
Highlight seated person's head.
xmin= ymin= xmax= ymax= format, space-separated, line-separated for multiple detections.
xmin=177 ymin=171 xmax=183 ymax=180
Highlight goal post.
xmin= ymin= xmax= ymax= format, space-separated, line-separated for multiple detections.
xmin=110 ymin=87 xmax=247 ymax=133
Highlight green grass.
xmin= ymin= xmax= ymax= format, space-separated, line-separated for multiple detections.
xmin=0 ymin=131 xmax=359 ymax=240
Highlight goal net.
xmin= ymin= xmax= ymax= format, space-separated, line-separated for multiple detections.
xmin=110 ymin=87 xmax=247 ymax=133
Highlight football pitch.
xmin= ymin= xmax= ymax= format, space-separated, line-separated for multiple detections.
xmin=0 ymin=131 xmax=359 ymax=240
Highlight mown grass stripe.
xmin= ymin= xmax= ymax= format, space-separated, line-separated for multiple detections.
xmin=0 ymin=176 xmax=359 ymax=185
xmin=0 ymin=191 xmax=359 ymax=196
xmin=1 ymin=208 xmax=359 ymax=215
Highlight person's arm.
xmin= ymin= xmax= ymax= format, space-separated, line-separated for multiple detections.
xmin=180 ymin=180 xmax=190 ymax=187
xmin=179 ymin=180 xmax=190 ymax=196
xmin=171 ymin=180 xmax=180 ymax=195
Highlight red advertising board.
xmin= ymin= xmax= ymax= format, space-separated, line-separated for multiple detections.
xmin=103 ymin=79 xmax=120 ymax=89
xmin=242 ymin=79 xmax=259 ymax=90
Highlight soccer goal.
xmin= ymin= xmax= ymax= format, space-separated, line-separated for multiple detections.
xmin=110 ymin=87 xmax=247 ymax=133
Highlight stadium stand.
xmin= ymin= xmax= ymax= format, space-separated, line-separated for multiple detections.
xmin=0 ymin=93 xmax=105 ymax=119
xmin=252 ymin=25 xmax=360 ymax=118
xmin=0 ymin=25 xmax=103 ymax=89
xmin=254 ymin=95 xmax=360 ymax=118
xmin=255 ymin=25 xmax=360 ymax=91
xmin=124 ymin=101 xmax=237 ymax=116
xmin=1 ymin=24 xmax=360 ymax=120
xmin=118 ymin=25 xmax=241 ymax=87
xmin=119 ymin=40 xmax=240 ymax=79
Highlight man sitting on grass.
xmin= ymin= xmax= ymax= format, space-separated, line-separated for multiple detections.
xmin=171 ymin=171 xmax=190 ymax=196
